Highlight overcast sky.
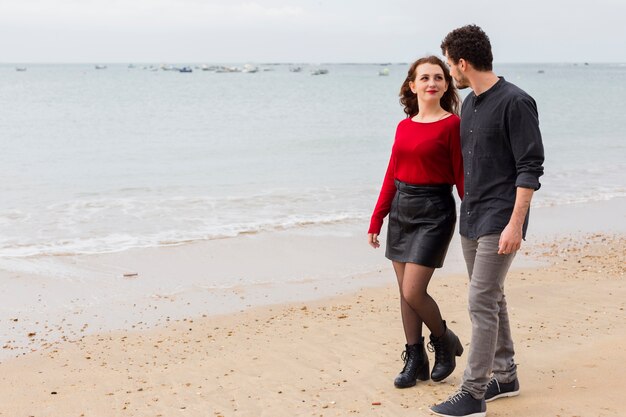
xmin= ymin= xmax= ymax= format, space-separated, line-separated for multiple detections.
xmin=1 ymin=0 xmax=624 ymax=63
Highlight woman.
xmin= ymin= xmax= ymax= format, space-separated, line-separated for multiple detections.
xmin=368 ymin=55 xmax=464 ymax=388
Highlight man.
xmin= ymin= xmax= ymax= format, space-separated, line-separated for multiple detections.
xmin=431 ymin=25 xmax=545 ymax=417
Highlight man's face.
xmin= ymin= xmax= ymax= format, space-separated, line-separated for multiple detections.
xmin=445 ymin=53 xmax=470 ymax=90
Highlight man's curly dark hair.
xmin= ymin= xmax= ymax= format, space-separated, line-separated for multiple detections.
xmin=441 ymin=25 xmax=493 ymax=71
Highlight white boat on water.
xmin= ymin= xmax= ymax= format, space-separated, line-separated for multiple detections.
xmin=289 ymin=66 xmax=302 ymax=72
xmin=242 ymin=64 xmax=259 ymax=73
xmin=95 ymin=64 xmax=107 ymax=70
xmin=378 ymin=68 xmax=390 ymax=76
xmin=215 ymin=66 xmax=241 ymax=73
xmin=311 ymin=68 xmax=329 ymax=75
xmin=15 ymin=67 xmax=27 ymax=72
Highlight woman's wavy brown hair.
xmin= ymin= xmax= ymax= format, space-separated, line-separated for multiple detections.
xmin=399 ymin=55 xmax=460 ymax=118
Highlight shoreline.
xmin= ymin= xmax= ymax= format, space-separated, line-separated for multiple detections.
xmin=1 ymin=197 xmax=624 ymax=361
xmin=0 ymin=232 xmax=623 ymax=416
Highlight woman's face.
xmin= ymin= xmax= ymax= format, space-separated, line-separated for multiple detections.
xmin=409 ymin=63 xmax=449 ymax=104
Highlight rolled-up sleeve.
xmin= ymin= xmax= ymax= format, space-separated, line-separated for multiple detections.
xmin=507 ymin=96 xmax=545 ymax=190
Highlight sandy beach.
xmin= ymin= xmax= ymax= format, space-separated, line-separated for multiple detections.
xmin=0 ymin=199 xmax=625 ymax=416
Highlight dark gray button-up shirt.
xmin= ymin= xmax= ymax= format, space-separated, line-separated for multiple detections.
xmin=460 ymin=77 xmax=545 ymax=240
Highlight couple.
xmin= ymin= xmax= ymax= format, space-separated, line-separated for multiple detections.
xmin=368 ymin=25 xmax=545 ymax=417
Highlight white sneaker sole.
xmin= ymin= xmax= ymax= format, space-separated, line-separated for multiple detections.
xmin=485 ymin=389 xmax=520 ymax=403
xmin=430 ymin=410 xmax=486 ymax=417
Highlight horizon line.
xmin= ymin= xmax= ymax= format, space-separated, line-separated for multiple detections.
xmin=2 ymin=60 xmax=623 ymax=65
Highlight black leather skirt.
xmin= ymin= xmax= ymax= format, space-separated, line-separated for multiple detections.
xmin=385 ymin=180 xmax=456 ymax=268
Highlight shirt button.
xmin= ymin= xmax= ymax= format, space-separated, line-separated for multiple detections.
xmin=468 ymin=151 xmax=472 ymax=154
xmin=474 ymin=109 xmax=477 ymax=112
xmin=467 ymin=211 xmax=471 ymax=215
xmin=465 ymin=192 xmax=469 ymax=195
xmin=470 ymin=129 xmax=473 ymax=133
xmin=466 ymin=171 xmax=470 ymax=175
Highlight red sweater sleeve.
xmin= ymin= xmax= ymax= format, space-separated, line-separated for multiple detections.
xmin=368 ymin=151 xmax=396 ymax=234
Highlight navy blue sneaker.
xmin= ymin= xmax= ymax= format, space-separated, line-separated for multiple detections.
xmin=430 ymin=390 xmax=486 ymax=417
xmin=484 ymin=377 xmax=520 ymax=402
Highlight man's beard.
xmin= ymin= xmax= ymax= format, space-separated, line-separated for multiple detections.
xmin=454 ymin=76 xmax=470 ymax=89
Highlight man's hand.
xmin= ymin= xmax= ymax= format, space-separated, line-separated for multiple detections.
xmin=498 ymin=187 xmax=535 ymax=255
xmin=498 ymin=223 xmax=522 ymax=255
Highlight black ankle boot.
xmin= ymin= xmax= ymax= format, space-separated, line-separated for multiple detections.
xmin=394 ymin=338 xmax=430 ymax=388
xmin=428 ymin=320 xmax=464 ymax=382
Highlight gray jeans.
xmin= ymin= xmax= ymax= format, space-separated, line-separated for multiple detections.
xmin=461 ymin=234 xmax=518 ymax=399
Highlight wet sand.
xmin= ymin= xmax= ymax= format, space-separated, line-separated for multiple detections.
xmin=0 ymin=231 xmax=623 ymax=416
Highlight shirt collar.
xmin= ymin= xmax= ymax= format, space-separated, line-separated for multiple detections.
xmin=472 ymin=76 xmax=506 ymax=103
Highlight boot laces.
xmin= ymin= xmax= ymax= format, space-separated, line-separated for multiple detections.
xmin=427 ymin=339 xmax=445 ymax=361
xmin=400 ymin=349 xmax=409 ymax=372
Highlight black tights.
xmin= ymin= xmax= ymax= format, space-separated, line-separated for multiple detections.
xmin=392 ymin=261 xmax=445 ymax=345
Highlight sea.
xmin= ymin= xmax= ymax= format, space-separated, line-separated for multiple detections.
xmin=1 ymin=62 xmax=624 ymax=260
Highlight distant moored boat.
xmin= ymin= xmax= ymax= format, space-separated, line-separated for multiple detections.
xmin=215 ymin=66 xmax=241 ymax=73
xmin=95 ymin=65 xmax=107 ymax=70
xmin=242 ymin=64 xmax=259 ymax=73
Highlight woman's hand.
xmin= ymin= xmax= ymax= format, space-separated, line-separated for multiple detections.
xmin=368 ymin=233 xmax=380 ymax=249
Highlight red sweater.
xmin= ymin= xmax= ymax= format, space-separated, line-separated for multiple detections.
xmin=369 ymin=115 xmax=464 ymax=234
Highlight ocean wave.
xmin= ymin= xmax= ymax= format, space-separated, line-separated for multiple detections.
xmin=0 ymin=203 xmax=369 ymax=258
xmin=1 ymin=182 xmax=623 ymax=257
xmin=532 ymin=191 xmax=626 ymax=208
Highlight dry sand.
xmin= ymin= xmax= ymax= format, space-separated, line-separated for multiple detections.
xmin=0 ymin=233 xmax=624 ymax=417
